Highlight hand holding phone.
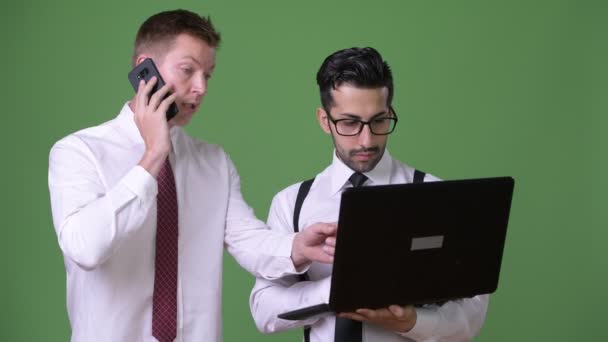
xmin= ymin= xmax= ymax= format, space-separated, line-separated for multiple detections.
xmin=128 ymin=58 xmax=179 ymax=121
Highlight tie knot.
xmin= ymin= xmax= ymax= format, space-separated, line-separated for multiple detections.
xmin=349 ymin=172 xmax=368 ymax=188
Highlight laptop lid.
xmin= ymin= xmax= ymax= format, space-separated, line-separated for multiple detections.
xmin=328 ymin=176 xmax=514 ymax=313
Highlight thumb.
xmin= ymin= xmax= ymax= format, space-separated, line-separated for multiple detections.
xmin=388 ymin=305 xmax=405 ymax=318
xmin=323 ymin=223 xmax=338 ymax=235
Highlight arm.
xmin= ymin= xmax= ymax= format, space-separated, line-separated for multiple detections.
xmin=222 ymin=156 xmax=297 ymax=279
xmin=341 ymin=296 xmax=489 ymax=341
xmin=250 ymin=275 xmax=331 ymax=333
xmin=223 ymin=158 xmax=335 ymax=279
xmin=48 ymin=78 xmax=175 ymax=270
xmin=224 ymin=156 xmax=297 ymax=279
xmin=249 ymin=193 xmax=331 ymax=333
xmin=48 ymin=139 xmax=158 ymax=270
xmin=403 ymin=295 xmax=489 ymax=341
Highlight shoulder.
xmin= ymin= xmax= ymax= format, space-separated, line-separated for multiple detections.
xmin=269 ymin=174 xmax=319 ymax=214
xmin=50 ymin=118 xmax=120 ymax=157
xmin=266 ymin=178 xmax=318 ymax=231
xmin=271 ymin=181 xmax=307 ymax=209
xmin=391 ymin=157 xmax=442 ymax=182
xmin=271 ymin=161 xmax=334 ymax=205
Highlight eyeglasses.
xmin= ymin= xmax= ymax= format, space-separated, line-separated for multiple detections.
xmin=326 ymin=107 xmax=398 ymax=136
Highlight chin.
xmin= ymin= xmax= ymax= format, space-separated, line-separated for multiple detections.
xmin=350 ymin=158 xmax=381 ymax=173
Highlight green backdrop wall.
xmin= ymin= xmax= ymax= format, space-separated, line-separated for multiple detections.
xmin=2 ymin=0 xmax=606 ymax=341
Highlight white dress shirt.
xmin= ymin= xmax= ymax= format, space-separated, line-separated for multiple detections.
xmin=249 ymin=151 xmax=489 ymax=342
xmin=48 ymin=103 xmax=299 ymax=342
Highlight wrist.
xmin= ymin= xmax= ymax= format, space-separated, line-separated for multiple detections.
xmin=397 ymin=317 xmax=416 ymax=333
xmin=395 ymin=307 xmax=427 ymax=338
xmin=138 ymin=149 xmax=169 ymax=177
xmin=290 ymin=233 xmax=307 ymax=268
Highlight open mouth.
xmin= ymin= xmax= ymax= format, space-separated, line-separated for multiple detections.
xmin=182 ymin=102 xmax=199 ymax=112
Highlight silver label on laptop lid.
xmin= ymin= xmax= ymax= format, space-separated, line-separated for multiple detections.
xmin=411 ymin=235 xmax=444 ymax=251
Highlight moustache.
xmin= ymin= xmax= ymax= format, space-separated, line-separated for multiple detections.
xmin=349 ymin=146 xmax=380 ymax=156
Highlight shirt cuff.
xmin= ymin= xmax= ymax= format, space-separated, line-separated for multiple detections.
xmin=106 ymin=166 xmax=158 ymax=212
xmin=396 ymin=306 xmax=439 ymax=340
xmin=121 ymin=165 xmax=158 ymax=202
xmin=262 ymin=233 xmax=303 ymax=278
xmin=276 ymin=233 xmax=314 ymax=275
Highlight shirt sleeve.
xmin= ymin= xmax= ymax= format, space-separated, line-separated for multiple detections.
xmin=396 ymin=295 xmax=489 ymax=341
xmin=223 ymin=154 xmax=300 ymax=279
xmin=249 ymin=191 xmax=332 ymax=333
xmin=48 ymin=136 xmax=158 ymax=270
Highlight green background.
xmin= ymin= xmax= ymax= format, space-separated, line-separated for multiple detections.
xmin=2 ymin=0 xmax=606 ymax=341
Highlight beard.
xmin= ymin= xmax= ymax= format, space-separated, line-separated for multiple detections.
xmin=334 ymin=144 xmax=385 ymax=173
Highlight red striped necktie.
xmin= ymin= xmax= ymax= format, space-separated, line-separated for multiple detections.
xmin=152 ymin=158 xmax=179 ymax=342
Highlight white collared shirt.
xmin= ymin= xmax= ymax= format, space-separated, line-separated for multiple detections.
xmin=48 ymin=103 xmax=298 ymax=342
xmin=249 ymin=151 xmax=489 ymax=342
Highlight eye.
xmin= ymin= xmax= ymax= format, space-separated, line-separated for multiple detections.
xmin=372 ymin=118 xmax=388 ymax=124
xmin=340 ymin=120 xmax=361 ymax=128
xmin=181 ymin=67 xmax=193 ymax=75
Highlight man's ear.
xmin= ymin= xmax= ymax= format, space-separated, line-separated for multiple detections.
xmin=134 ymin=54 xmax=151 ymax=67
xmin=316 ymin=107 xmax=331 ymax=134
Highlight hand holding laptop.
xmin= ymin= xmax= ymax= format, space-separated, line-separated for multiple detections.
xmin=339 ymin=304 xmax=417 ymax=334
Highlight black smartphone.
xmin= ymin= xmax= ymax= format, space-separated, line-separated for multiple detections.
xmin=128 ymin=58 xmax=179 ymax=121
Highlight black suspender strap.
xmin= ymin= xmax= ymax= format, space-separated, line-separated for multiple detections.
xmin=293 ymin=178 xmax=314 ymax=284
xmin=293 ymin=178 xmax=315 ymax=342
xmin=293 ymin=178 xmax=315 ymax=233
xmin=303 ymin=326 xmax=311 ymax=342
xmin=413 ymin=169 xmax=426 ymax=184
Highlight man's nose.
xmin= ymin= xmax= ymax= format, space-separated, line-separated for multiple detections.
xmin=191 ymin=77 xmax=208 ymax=96
xmin=357 ymin=123 xmax=373 ymax=146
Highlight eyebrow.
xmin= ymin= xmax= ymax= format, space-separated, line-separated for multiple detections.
xmin=180 ymin=55 xmax=203 ymax=67
xmin=336 ymin=110 xmax=390 ymax=120
xmin=180 ymin=56 xmax=215 ymax=72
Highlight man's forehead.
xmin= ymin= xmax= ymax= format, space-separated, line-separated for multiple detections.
xmin=330 ymin=86 xmax=389 ymax=111
xmin=331 ymin=85 xmax=388 ymax=101
xmin=163 ymin=40 xmax=216 ymax=67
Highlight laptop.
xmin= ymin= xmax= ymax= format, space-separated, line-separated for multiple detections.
xmin=278 ymin=176 xmax=514 ymax=320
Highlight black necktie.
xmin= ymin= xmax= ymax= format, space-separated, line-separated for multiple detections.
xmin=348 ymin=172 xmax=368 ymax=188
xmin=334 ymin=172 xmax=368 ymax=342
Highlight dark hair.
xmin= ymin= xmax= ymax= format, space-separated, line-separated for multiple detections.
xmin=316 ymin=47 xmax=393 ymax=112
xmin=132 ymin=9 xmax=221 ymax=66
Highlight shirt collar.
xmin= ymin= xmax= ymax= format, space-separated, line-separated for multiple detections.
xmin=116 ymin=101 xmax=181 ymax=156
xmin=328 ymin=149 xmax=393 ymax=196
